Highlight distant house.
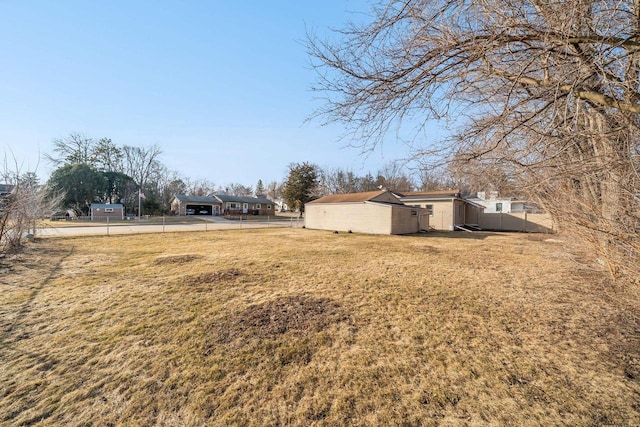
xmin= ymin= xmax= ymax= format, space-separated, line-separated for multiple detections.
xmin=305 ymin=190 xmax=429 ymax=235
xmin=0 ymin=184 xmax=15 ymax=197
xmin=396 ymin=190 xmax=485 ymax=231
xmin=170 ymin=195 xmax=222 ymax=216
xmin=90 ymin=204 xmax=124 ymax=220
xmin=0 ymin=184 xmax=16 ymax=211
xmin=467 ymin=191 xmax=538 ymax=213
xmin=215 ymin=194 xmax=276 ymax=216
xmin=170 ymin=194 xmax=276 ymax=216
xmin=273 ymin=198 xmax=289 ymax=212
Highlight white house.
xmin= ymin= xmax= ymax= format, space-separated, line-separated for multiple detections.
xmin=468 ymin=191 xmax=537 ymax=214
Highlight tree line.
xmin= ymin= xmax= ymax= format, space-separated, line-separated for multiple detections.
xmin=41 ymin=132 xmax=507 ymax=217
xmin=42 ymin=133 xmax=288 ymax=216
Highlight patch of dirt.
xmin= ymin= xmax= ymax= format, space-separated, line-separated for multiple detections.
xmin=184 ymin=269 xmax=242 ymax=286
xmin=215 ymin=295 xmax=352 ymax=342
xmin=152 ymin=254 xmax=201 ymax=265
xmin=409 ymin=244 xmax=440 ymax=254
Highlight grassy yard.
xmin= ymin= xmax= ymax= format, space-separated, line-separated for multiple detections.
xmin=1 ymin=229 xmax=638 ymax=425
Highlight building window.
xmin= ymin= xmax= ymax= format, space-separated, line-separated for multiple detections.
xmin=105 ymin=208 xmax=114 ymax=213
xmin=496 ymin=202 xmax=503 ymax=212
xmin=255 ymin=203 xmax=261 ymax=209
xmin=226 ymin=202 xmax=241 ymax=210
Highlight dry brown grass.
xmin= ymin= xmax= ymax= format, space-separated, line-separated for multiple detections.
xmin=1 ymin=229 xmax=638 ymax=426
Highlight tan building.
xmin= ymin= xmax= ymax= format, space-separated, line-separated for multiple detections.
xmin=399 ymin=190 xmax=554 ymax=232
xmin=397 ymin=190 xmax=484 ymax=231
xmin=305 ymin=190 xmax=429 ymax=235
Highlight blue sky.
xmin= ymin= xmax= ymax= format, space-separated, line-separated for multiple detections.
xmin=0 ymin=0 xmax=436 ymax=187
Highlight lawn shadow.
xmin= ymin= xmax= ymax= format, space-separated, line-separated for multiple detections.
xmin=407 ymin=231 xmax=502 ymax=240
xmin=0 ymin=245 xmax=75 ymax=349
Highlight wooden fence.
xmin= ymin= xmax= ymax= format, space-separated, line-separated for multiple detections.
xmin=477 ymin=212 xmax=555 ymax=233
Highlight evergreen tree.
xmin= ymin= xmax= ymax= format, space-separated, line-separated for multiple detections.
xmin=255 ymin=179 xmax=265 ymax=196
xmin=282 ymin=162 xmax=319 ymax=213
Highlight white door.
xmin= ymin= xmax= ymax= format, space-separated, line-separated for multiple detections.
xmin=242 ymin=203 xmax=248 ymax=214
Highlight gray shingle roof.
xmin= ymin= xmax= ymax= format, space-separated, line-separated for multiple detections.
xmin=214 ymin=194 xmax=275 ymax=204
xmin=308 ymin=190 xmax=388 ymax=204
xmin=172 ymin=194 xmax=221 ymax=204
xmin=172 ymin=194 xmax=275 ymax=205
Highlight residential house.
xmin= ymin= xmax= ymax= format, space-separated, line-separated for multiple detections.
xmin=215 ymin=194 xmax=276 ymax=216
xmin=170 ymin=194 xmax=276 ymax=216
xmin=467 ymin=191 xmax=538 ymax=213
xmin=305 ymin=190 xmax=429 ymax=235
xmin=0 ymin=184 xmax=15 ymax=197
xmin=0 ymin=184 xmax=16 ymax=211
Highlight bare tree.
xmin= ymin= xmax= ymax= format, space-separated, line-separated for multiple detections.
xmin=376 ymin=163 xmax=414 ymax=193
xmin=309 ymin=0 xmax=640 ymax=284
xmin=266 ymin=180 xmax=282 ymax=202
xmin=121 ymin=144 xmax=163 ymax=190
xmin=445 ymin=158 xmax=519 ymax=197
xmin=318 ymin=167 xmax=388 ymax=195
xmin=1 ymin=156 xmax=61 ymax=255
xmin=44 ymin=133 xmax=96 ymax=166
xmin=318 ymin=168 xmax=360 ymax=195
xmin=225 ymin=183 xmax=254 ymax=197
xmin=416 ymin=168 xmax=449 ymax=192
xmin=185 ymin=177 xmax=217 ymax=197
xmin=152 ymin=169 xmax=188 ymax=212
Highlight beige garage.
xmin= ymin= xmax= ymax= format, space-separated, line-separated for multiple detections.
xmin=305 ymin=190 xmax=429 ymax=235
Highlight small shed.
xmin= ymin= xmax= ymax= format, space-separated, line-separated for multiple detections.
xmin=90 ymin=203 xmax=124 ymax=220
xmin=305 ymin=190 xmax=429 ymax=235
